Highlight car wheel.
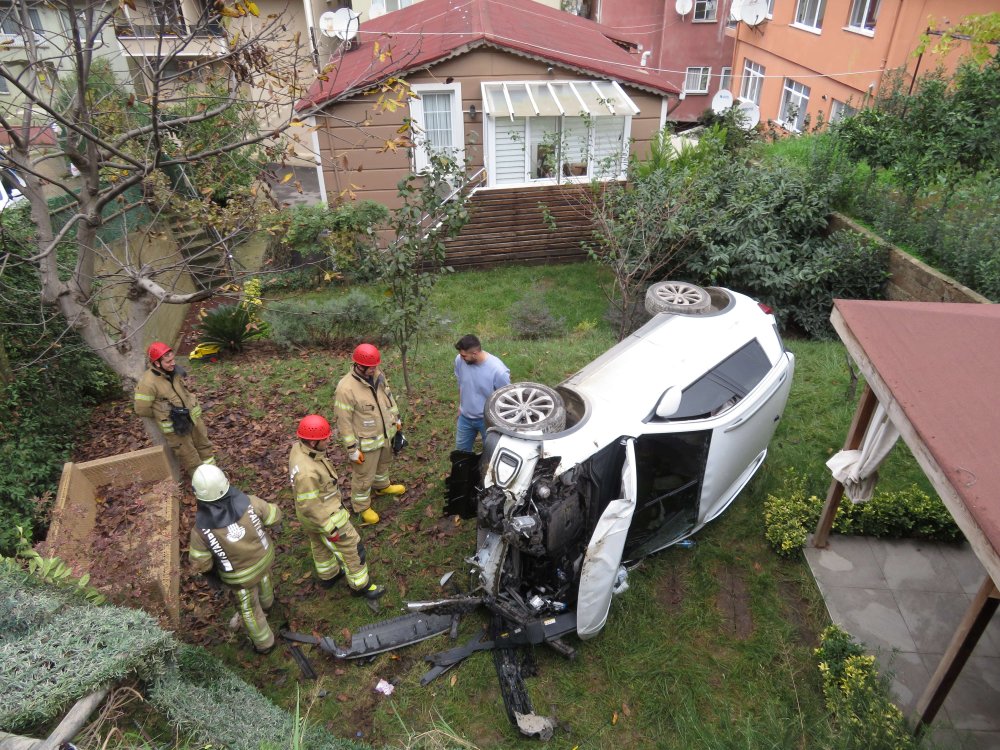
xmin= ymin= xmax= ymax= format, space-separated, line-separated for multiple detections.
xmin=645 ymin=281 xmax=712 ymax=316
xmin=485 ymin=382 xmax=566 ymax=434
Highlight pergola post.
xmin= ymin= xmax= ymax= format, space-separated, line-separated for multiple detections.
xmin=915 ymin=576 xmax=1000 ymax=732
xmin=812 ymin=382 xmax=878 ymax=548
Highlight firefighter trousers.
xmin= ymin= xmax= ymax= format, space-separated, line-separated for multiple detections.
xmin=305 ymin=521 xmax=370 ymax=591
xmin=234 ymin=573 xmax=274 ymax=652
xmin=165 ymin=419 xmax=215 ymax=473
xmin=349 ymin=443 xmax=394 ymax=513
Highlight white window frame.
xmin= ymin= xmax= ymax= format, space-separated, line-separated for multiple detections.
xmin=693 ymin=0 xmax=717 ymax=22
xmin=778 ymin=78 xmax=811 ymax=132
xmin=829 ymin=99 xmax=857 ymax=123
xmin=739 ymin=59 xmax=765 ymax=106
xmin=684 ymin=67 xmax=711 ymax=95
xmin=846 ymin=0 xmax=879 ymax=36
xmin=793 ymin=0 xmax=826 ymax=32
xmin=408 ymin=82 xmax=464 ymax=173
xmin=719 ymin=66 xmax=732 ymax=93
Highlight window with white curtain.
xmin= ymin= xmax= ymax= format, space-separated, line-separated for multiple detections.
xmin=684 ymin=67 xmax=711 ymax=94
xmin=848 ymin=0 xmax=880 ymax=32
xmin=408 ymin=82 xmax=464 ymax=172
xmin=778 ymin=78 xmax=811 ymax=132
xmin=830 ymin=99 xmax=858 ymax=123
xmin=794 ymin=0 xmax=826 ymax=30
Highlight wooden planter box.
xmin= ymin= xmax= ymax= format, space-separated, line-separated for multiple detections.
xmin=47 ymin=446 xmax=181 ymax=626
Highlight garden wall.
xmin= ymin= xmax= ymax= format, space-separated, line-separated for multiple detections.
xmin=830 ymin=214 xmax=991 ymax=304
xmin=47 ymin=446 xmax=181 ymax=625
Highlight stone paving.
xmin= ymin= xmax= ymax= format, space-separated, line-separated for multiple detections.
xmin=805 ymin=535 xmax=1000 ymax=749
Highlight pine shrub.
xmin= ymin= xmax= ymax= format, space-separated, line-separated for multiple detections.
xmin=264 ymin=290 xmax=385 ymax=349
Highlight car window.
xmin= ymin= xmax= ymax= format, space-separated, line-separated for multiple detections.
xmin=623 ymin=431 xmax=710 ymax=560
xmin=653 ymin=339 xmax=771 ymax=421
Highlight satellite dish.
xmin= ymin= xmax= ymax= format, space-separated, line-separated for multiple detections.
xmin=739 ymin=0 xmax=769 ymax=26
xmin=675 ymin=0 xmax=693 ymax=16
xmin=319 ymin=7 xmax=359 ymax=40
xmin=711 ymin=89 xmax=734 ymax=114
xmin=736 ymin=99 xmax=761 ymax=129
xmin=729 ymin=0 xmax=744 ymax=22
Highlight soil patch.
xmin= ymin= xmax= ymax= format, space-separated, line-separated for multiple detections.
xmin=655 ymin=567 xmax=686 ymax=615
xmin=715 ymin=566 xmax=754 ymax=640
xmin=777 ymin=578 xmax=819 ymax=648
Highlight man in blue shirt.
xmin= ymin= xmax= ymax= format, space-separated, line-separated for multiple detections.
xmin=454 ymin=334 xmax=511 ymax=452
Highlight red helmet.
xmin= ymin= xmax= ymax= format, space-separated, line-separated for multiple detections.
xmin=297 ymin=414 xmax=331 ymax=441
xmin=147 ymin=341 xmax=172 ymax=363
xmin=352 ymin=343 xmax=381 ymax=367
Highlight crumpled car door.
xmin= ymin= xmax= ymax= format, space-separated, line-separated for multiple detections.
xmin=576 ymin=437 xmax=637 ymax=639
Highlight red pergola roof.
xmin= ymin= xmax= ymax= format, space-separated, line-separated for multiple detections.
xmin=833 ymin=300 xmax=1000 ymax=567
xmin=296 ymin=0 xmax=679 ymax=111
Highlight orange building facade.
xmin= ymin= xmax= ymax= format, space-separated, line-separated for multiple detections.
xmin=728 ymin=0 xmax=998 ymax=132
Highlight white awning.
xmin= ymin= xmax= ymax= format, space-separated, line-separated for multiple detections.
xmin=480 ymin=80 xmax=640 ymax=121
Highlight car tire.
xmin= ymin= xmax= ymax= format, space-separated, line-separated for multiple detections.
xmin=644 ymin=281 xmax=712 ymax=316
xmin=485 ymin=382 xmax=566 ymax=434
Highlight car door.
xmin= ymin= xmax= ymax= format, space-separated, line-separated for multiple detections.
xmin=699 ymin=352 xmax=794 ymax=524
xmin=576 ymin=438 xmax=636 ymax=640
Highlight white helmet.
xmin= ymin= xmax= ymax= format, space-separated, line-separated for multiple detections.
xmin=192 ymin=464 xmax=230 ymax=503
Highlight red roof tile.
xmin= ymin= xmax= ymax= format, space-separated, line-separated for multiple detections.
xmin=296 ymin=0 xmax=679 ymax=111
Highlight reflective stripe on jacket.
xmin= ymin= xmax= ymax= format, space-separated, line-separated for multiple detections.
xmin=288 ymin=441 xmax=350 ymax=534
xmin=188 ymin=494 xmax=281 ymax=589
xmin=134 ymin=366 xmax=203 ymax=434
xmin=334 ymin=368 xmax=400 ymax=453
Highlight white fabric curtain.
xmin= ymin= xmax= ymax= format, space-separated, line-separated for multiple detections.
xmin=826 ymin=401 xmax=900 ymax=503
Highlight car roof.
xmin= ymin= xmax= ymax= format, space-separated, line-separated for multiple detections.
xmin=560 ymin=289 xmax=777 ymax=423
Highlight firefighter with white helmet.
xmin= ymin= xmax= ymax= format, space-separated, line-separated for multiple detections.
xmin=333 ymin=344 xmax=405 ymax=526
xmin=188 ymin=464 xmax=282 ymax=654
xmin=288 ymin=414 xmax=385 ymax=600
xmin=134 ymin=341 xmax=215 ymax=473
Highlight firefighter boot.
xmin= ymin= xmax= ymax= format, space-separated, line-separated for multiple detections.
xmin=351 ymin=582 xmax=386 ymax=600
xmin=359 ymin=508 xmax=380 ymax=525
xmin=376 ymin=484 xmax=406 ymax=496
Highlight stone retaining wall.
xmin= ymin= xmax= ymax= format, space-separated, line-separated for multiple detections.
xmin=830 ymin=213 xmax=991 ymax=304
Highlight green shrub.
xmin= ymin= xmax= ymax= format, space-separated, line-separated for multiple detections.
xmin=763 ymin=469 xmax=960 ymax=557
xmin=510 ymin=291 xmax=566 ymax=340
xmin=785 ymin=230 xmax=889 ymax=339
xmin=815 ymin=625 xmax=916 ymax=749
xmin=262 ymin=201 xmax=387 ymax=282
xmin=197 ymin=304 xmax=267 ymax=353
xmin=263 ymin=290 xmax=385 ymax=349
xmin=0 ymin=206 xmax=119 ymax=554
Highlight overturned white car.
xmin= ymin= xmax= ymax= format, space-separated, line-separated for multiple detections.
xmin=445 ymin=281 xmax=795 ymax=639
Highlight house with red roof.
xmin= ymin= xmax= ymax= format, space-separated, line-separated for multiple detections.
xmin=296 ymin=0 xmax=680 ymax=265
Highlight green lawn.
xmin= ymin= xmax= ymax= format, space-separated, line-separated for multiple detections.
xmin=186 ymin=262 xmax=934 ymax=749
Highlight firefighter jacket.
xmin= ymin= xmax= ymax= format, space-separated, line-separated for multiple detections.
xmin=334 ymin=368 xmax=400 ymax=454
xmin=134 ymin=365 xmax=204 ymax=435
xmin=289 ymin=441 xmax=350 ymax=534
xmin=188 ymin=489 xmax=281 ymax=589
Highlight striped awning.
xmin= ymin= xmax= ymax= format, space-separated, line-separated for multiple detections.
xmin=481 ymin=80 xmax=640 ymax=120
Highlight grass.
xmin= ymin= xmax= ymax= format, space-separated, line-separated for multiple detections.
xmin=186 ymin=262 xmax=936 ymax=749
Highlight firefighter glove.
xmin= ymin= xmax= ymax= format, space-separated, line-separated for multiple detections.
xmin=327 ymin=531 xmax=340 ymax=543
xmin=348 ymin=447 xmax=364 ymax=464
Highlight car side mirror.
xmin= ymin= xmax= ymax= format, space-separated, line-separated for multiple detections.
xmin=654 ymin=386 xmax=682 ymax=418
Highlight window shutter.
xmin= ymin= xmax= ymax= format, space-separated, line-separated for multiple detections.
xmin=493 ymin=117 xmax=527 ymax=185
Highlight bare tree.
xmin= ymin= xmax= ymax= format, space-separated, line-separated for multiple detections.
xmin=0 ymin=0 xmax=417 ymax=386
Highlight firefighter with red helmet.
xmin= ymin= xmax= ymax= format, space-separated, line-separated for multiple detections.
xmin=288 ymin=414 xmax=385 ymax=599
xmin=134 ymin=341 xmax=215 ymax=472
xmin=188 ymin=464 xmax=282 ymax=654
xmin=333 ymin=344 xmax=405 ymax=526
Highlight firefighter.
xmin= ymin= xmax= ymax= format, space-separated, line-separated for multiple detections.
xmin=134 ymin=341 xmax=215 ymax=473
xmin=333 ymin=344 xmax=405 ymax=526
xmin=188 ymin=464 xmax=282 ymax=654
xmin=288 ymin=414 xmax=385 ymax=600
